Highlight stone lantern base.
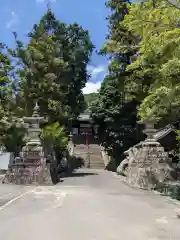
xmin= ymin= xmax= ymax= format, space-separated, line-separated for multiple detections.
xmin=126 ymin=120 xmax=175 ymax=190
xmin=3 ymin=162 xmax=54 ymax=185
xmin=2 ymin=144 xmax=58 ymax=185
xmin=127 ymin=143 xmax=175 ymax=190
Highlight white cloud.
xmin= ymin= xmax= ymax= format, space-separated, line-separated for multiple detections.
xmin=87 ymin=65 xmax=106 ymax=79
xmin=83 ymin=81 xmax=102 ymax=94
xmin=83 ymin=64 xmax=107 ymax=94
xmin=6 ymin=11 xmax=18 ymax=29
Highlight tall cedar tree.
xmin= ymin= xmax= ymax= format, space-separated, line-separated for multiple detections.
xmin=90 ymin=0 xmax=141 ymax=164
xmin=14 ymin=9 xmax=94 ymax=122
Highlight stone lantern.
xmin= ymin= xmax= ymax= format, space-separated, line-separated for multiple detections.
xmin=127 ymin=118 xmax=175 ymax=190
xmin=142 ymin=119 xmax=160 ymax=147
xmin=3 ymin=103 xmax=58 ymax=185
xmin=23 ymin=102 xmax=46 ymax=146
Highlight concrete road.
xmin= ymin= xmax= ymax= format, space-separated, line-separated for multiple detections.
xmin=0 ymin=169 xmax=180 ymax=239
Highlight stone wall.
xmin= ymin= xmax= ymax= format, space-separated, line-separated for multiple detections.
xmin=3 ymin=162 xmax=52 ymax=185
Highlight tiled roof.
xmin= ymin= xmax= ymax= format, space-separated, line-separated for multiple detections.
xmin=78 ymin=113 xmax=91 ymax=121
xmin=153 ymin=124 xmax=176 ymax=140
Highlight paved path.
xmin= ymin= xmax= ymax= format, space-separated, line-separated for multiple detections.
xmin=0 ymin=169 xmax=180 ymax=239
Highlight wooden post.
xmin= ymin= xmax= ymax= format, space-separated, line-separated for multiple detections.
xmin=85 ymin=132 xmax=90 ymax=168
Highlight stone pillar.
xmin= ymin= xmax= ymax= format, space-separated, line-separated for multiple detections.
xmin=67 ymin=132 xmax=74 ymax=156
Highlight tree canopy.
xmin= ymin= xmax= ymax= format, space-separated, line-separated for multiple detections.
xmin=14 ymin=9 xmax=94 ymax=120
xmin=2 ymin=1 xmax=180 ymax=157
xmin=88 ymin=0 xmax=180 ymax=162
xmin=89 ymin=0 xmax=140 ymax=163
xmin=84 ymin=93 xmax=98 ymax=112
xmin=0 ymin=8 xmax=93 ymax=151
xmin=121 ymin=0 xmax=180 ymax=125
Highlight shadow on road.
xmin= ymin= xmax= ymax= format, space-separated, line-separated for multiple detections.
xmin=59 ymin=179 xmax=64 ymax=182
xmin=64 ymin=172 xmax=98 ymax=178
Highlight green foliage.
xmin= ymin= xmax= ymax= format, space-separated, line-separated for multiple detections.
xmin=0 ymin=43 xmax=23 ymax=152
xmin=175 ymin=129 xmax=180 ymax=150
xmin=14 ymin=8 xmax=94 ymax=120
xmin=138 ymin=86 xmax=180 ymax=123
xmin=41 ymin=121 xmax=68 ymax=151
xmin=84 ymin=93 xmax=98 ymax=112
xmin=0 ymin=8 xmax=93 ymax=153
xmin=41 ymin=121 xmax=68 ymax=168
xmin=0 ymin=124 xmax=27 ymax=153
xmin=122 ymin=0 xmax=180 ymax=123
xmin=0 ymin=44 xmax=15 ymax=123
xmin=90 ymin=0 xmax=139 ymax=164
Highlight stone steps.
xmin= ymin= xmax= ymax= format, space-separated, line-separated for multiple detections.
xmin=73 ymin=144 xmax=104 ymax=169
xmin=83 ymin=162 xmax=105 ymax=169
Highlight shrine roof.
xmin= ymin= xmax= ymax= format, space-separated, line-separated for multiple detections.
xmin=78 ymin=113 xmax=91 ymax=121
xmin=153 ymin=124 xmax=176 ymax=140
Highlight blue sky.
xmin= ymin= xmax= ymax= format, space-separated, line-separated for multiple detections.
xmin=0 ymin=0 xmax=109 ymax=94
